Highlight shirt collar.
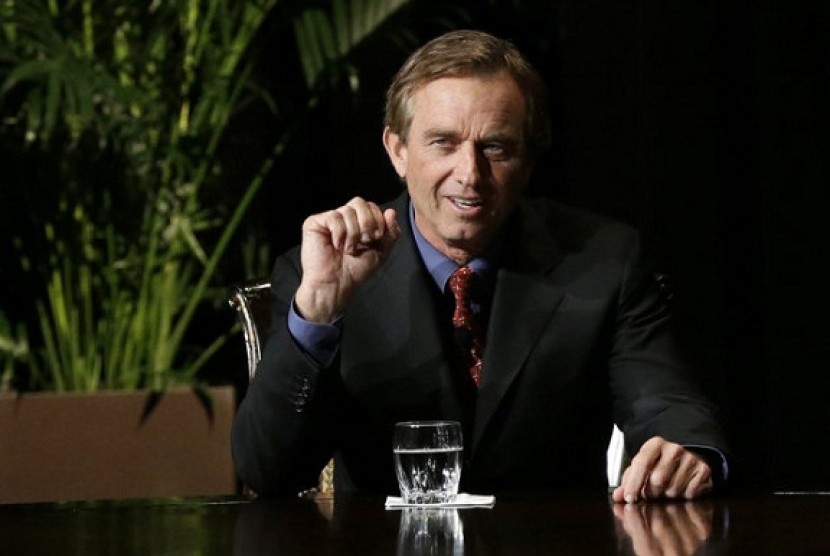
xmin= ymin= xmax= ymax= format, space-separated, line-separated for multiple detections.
xmin=409 ymin=202 xmax=499 ymax=292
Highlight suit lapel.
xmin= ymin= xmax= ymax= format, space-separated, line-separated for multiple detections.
xmin=471 ymin=200 xmax=566 ymax=452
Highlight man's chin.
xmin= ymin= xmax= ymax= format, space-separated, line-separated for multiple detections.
xmin=441 ymin=228 xmax=492 ymax=255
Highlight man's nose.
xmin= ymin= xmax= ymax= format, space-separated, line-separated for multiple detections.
xmin=454 ymin=143 xmax=482 ymax=187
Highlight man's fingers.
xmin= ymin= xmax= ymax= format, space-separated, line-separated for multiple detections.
xmin=383 ymin=208 xmax=401 ymax=241
xmin=620 ymin=436 xmax=664 ymax=503
xmin=303 ymin=210 xmax=347 ymax=251
xmin=614 ymin=437 xmax=715 ymax=503
xmin=662 ymin=451 xmax=695 ymax=498
xmin=612 ymin=467 xmax=631 ymax=503
xmin=303 ymin=198 xmax=399 ymax=256
xmin=646 ymin=442 xmax=684 ymax=498
xmin=662 ymin=451 xmax=713 ymax=499
xmin=335 ymin=204 xmax=365 ymax=253
xmin=683 ymin=462 xmax=713 ymax=499
xmin=344 ymin=197 xmax=386 ymax=243
xmin=337 ymin=197 xmax=398 ymax=253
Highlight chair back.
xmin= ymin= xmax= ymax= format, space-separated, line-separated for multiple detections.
xmin=227 ymin=278 xmax=334 ymax=495
xmin=227 ymin=279 xmax=273 ymax=381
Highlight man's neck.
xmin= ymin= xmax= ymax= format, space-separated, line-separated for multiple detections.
xmin=410 ymin=212 xmax=494 ymax=265
xmin=408 ymin=202 xmax=501 ymax=292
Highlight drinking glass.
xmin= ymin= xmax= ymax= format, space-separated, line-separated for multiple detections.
xmin=393 ymin=420 xmax=463 ymax=504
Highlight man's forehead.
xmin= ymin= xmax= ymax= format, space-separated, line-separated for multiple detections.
xmin=408 ymin=75 xmax=526 ymax=133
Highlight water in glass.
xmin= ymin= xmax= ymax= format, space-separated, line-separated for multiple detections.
xmin=393 ymin=421 xmax=463 ymax=504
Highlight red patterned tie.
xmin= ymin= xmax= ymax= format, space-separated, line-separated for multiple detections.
xmin=448 ymin=266 xmax=485 ymax=387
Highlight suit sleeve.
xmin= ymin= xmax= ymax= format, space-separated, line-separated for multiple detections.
xmin=231 ymin=251 xmax=339 ymax=496
xmin=608 ymin=232 xmax=730 ymax=471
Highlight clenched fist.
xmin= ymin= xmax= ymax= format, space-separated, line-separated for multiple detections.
xmin=295 ymin=197 xmax=401 ymax=324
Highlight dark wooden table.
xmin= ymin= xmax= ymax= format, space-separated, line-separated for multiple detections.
xmin=1 ymin=490 xmax=829 ymax=555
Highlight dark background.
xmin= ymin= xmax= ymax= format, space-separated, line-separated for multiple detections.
xmin=3 ymin=0 xmax=828 ymax=491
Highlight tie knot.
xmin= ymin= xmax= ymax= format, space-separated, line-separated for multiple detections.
xmin=448 ymin=266 xmax=476 ymax=303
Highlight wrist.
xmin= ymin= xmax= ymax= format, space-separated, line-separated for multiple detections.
xmin=294 ymin=283 xmax=342 ymax=324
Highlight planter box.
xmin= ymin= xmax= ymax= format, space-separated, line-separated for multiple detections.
xmin=0 ymin=386 xmax=237 ymax=504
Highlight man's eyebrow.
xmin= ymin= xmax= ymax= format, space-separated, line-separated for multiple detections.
xmin=420 ymin=128 xmax=521 ymax=143
xmin=479 ymin=131 xmax=520 ymax=144
xmin=422 ymin=128 xmax=458 ymax=140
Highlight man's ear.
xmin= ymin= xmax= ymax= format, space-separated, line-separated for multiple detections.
xmin=382 ymin=126 xmax=407 ymax=179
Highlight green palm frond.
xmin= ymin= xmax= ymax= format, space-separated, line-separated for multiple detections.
xmin=294 ymin=0 xmax=411 ymax=91
xmin=0 ymin=1 xmax=141 ymax=145
xmin=0 ymin=312 xmax=28 ymax=392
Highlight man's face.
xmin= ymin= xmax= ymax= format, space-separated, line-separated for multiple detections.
xmin=383 ymin=71 xmax=532 ymax=263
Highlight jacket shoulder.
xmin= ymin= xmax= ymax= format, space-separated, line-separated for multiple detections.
xmin=518 ymin=197 xmax=641 ymax=259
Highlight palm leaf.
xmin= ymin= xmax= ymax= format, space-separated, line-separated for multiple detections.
xmin=294 ymin=0 xmax=412 ymax=90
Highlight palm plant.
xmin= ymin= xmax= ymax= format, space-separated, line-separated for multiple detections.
xmin=0 ymin=0 xmax=422 ymax=392
xmin=0 ymin=312 xmax=28 ymax=391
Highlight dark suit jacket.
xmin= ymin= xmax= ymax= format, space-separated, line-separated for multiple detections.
xmin=231 ymin=192 xmax=727 ymax=496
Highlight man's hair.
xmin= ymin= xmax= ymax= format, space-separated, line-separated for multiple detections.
xmin=384 ymin=29 xmax=551 ymax=158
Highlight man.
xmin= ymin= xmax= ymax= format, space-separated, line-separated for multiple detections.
xmin=232 ymin=30 xmax=728 ymax=503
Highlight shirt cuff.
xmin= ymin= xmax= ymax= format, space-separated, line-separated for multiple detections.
xmin=287 ymin=299 xmax=342 ymax=367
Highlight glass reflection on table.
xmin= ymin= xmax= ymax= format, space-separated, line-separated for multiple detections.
xmin=397 ymin=507 xmax=464 ymax=555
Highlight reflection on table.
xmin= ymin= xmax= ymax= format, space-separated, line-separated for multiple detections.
xmin=2 ymin=491 xmax=830 ymax=554
xmin=397 ymin=508 xmax=465 ymax=555
xmin=612 ymin=500 xmax=724 ymax=555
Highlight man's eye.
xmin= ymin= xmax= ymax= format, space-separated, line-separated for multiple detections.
xmin=483 ymin=144 xmax=508 ymax=158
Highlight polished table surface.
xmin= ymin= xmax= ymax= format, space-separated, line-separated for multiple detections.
xmin=2 ymin=490 xmax=829 ymax=555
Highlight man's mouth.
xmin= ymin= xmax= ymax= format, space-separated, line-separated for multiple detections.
xmin=449 ymin=197 xmax=483 ymax=210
